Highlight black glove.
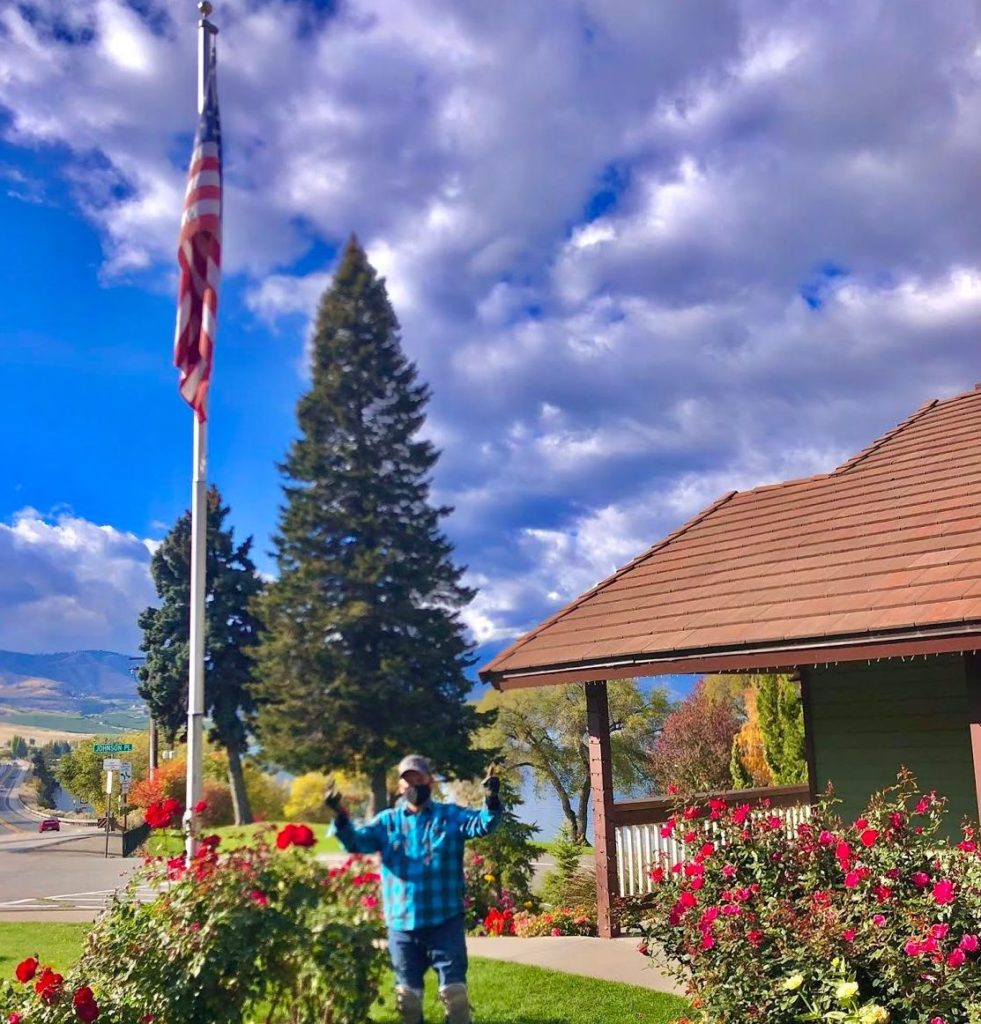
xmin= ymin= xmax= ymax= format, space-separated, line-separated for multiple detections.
xmin=324 ymin=790 xmax=348 ymax=826
xmin=482 ymin=773 xmax=502 ymax=812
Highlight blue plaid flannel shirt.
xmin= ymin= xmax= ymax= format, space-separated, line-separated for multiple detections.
xmin=332 ymin=798 xmax=501 ymax=931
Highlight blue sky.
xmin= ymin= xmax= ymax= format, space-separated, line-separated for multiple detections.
xmin=4 ymin=0 xmax=981 ymax=688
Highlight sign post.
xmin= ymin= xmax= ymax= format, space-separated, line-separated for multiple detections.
xmin=104 ymin=770 xmax=114 ymax=859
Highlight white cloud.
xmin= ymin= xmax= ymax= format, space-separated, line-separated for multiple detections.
xmin=6 ymin=1 xmax=981 ymax=648
xmin=0 ymin=509 xmax=156 ymax=653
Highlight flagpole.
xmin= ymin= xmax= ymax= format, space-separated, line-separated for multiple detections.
xmin=185 ymin=0 xmax=216 ymax=865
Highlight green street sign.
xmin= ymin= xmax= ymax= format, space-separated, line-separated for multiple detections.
xmin=93 ymin=742 xmax=134 ymax=753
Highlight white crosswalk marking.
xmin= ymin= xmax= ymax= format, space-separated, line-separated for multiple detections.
xmin=0 ymin=885 xmax=157 ymax=913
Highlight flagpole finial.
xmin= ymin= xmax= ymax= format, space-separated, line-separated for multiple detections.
xmin=198 ymin=1 xmax=213 ymax=17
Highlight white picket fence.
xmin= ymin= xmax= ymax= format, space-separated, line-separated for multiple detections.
xmin=615 ymin=801 xmax=813 ymax=898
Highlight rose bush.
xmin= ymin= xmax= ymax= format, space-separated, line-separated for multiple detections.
xmin=630 ymin=772 xmax=981 ymax=1024
xmin=0 ymin=816 xmax=386 ymax=1024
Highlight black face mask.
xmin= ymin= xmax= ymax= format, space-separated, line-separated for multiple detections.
xmin=404 ymin=784 xmax=431 ymax=807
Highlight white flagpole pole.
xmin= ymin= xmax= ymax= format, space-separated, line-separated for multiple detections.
xmin=185 ymin=0 xmax=215 ymax=865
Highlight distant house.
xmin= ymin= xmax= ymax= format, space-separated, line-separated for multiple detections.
xmin=482 ymin=385 xmax=981 ymax=936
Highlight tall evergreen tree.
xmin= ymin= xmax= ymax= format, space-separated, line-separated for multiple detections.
xmin=137 ymin=487 xmax=263 ymax=824
xmin=252 ymin=237 xmax=484 ymax=814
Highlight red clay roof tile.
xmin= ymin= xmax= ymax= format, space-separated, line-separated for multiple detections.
xmin=481 ymin=386 xmax=981 ymax=685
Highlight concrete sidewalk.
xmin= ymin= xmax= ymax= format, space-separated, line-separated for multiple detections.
xmin=466 ymin=936 xmax=683 ymax=995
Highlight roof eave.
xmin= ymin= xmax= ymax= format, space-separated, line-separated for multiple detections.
xmin=479 ymin=621 xmax=981 ymax=690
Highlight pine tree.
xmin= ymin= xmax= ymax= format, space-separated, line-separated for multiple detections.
xmin=251 ymin=238 xmax=484 ymax=814
xmin=137 ymin=487 xmax=263 ymax=824
xmin=756 ymin=674 xmax=807 ymax=785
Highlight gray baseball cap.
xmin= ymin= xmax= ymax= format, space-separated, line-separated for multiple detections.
xmin=397 ymin=754 xmax=432 ymax=778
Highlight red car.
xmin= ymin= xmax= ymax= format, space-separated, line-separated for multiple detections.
xmin=38 ymin=818 xmax=60 ymax=833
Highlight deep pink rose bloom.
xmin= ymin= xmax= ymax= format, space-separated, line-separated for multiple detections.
xmin=932 ymin=879 xmax=955 ymax=905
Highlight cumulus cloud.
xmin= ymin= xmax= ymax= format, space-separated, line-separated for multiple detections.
xmin=0 ymin=509 xmax=156 ymax=653
xmin=5 ymin=1 xmax=981 ymax=648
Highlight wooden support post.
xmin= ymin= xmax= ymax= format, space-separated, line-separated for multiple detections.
xmin=586 ymin=680 xmax=620 ymax=939
xmin=965 ymin=655 xmax=981 ymax=821
xmin=799 ymin=668 xmax=819 ymax=805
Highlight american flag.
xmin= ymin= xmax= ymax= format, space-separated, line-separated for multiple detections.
xmin=174 ymin=34 xmax=222 ymax=420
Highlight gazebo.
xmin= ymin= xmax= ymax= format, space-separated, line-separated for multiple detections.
xmin=480 ymin=385 xmax=981 ymax=937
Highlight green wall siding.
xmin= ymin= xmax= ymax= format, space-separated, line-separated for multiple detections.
xmin=807 ymin=655 xmax=978 ymax=828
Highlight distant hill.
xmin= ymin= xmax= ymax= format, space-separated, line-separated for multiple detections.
xmin=0 ymin=650 xmax=141 ymax=713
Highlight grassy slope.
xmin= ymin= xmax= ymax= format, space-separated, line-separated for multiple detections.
xmin=0 ymin=924 xmax=688 ymax=1024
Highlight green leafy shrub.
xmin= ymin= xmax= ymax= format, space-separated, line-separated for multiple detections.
xmin=0 ymin=815 xmax=386 ymax=1023
xmin=513 ymin=907 xmax=596 ymax=937
xmin=632 ymin=772 xmax=981 ymax=1024
xmin=463 ymin=778 xmax=541 ymax=930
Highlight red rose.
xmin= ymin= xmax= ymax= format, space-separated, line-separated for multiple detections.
xmin=9 ymin=1014 xmax=23 ymax=1023
xmin=666 ymin=784 xmax=678 ymax=795
xmin=292 ymin=824 xmax=315 ymax=847
xmin=844 ymin=871 xmax=861 ymax=888
xmin=911 ymin=871 xmax=930 ymax=888
xmin=249 ymin=890 xmax=269 ymax=907
xmin=835 ymin=841 xmax=852 ymax=870
xmin=746 ymin=930 xmax=763 ymax=947
xmin=73 ymin=987 xmax=95 ymax=1007
xmin=15 ymin=957 xmax=37 ymax=983
xmin=860 ymin=829 xmax=879 ymax=848
xmin=960 ymin=934 xmax=979 ymax=952
xmin=649 ymin=867 xmax=665 ymax=884
xmin=842 ymin=929 xmax=856 ymax=942
xmin=194 ymin=800 xmax=208 ymax=814
xmin=276 ymin=824 xmax=296 ymax=849
xmin=731 ymin=804 xmax=750 ymax=825
xmin=35 ymin=967 xmax=63 ymax=1005
xmin=76 ymin=1000 xmax=99 ymax=1023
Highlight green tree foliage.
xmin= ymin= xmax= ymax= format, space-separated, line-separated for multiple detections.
xmin=9 ymin=736 xmax=27 ymax=759
xmin=58 ymin=733 xmax=150 ymax=813
xmin=252 ymin=238 xmax=483 ymax=813
xmin=137 ymin=487 xmax=264 ymax=824
xmin=28 ymin=748 xmax=57 ymax=809
xmin=478 ymin=680 xmax=669 ymax=844
xmin=756 ymin=674 xmax=807 ymax=785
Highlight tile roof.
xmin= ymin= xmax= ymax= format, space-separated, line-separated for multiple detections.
xmin=481 ymin=386 xmax=981 ymax=688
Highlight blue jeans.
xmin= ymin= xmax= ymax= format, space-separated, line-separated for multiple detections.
xmin=388 ymin=914 xmax=469 ymax=990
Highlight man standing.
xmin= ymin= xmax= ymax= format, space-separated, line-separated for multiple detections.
xmin=327 ymin=754 xmax=501 ymax=1024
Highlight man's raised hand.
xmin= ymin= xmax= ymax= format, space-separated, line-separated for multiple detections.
xmin=482 ymin=765 xmax=502 ymax=811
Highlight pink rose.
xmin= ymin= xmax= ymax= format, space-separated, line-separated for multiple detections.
xmin=932 ymin=879 xmax=955 ymax=905
xmin=947 ymin=948 xmax=966 ymax=968
xmin=911 ymin=872 xmax=930 ymax=888
xmin=960 ymin=934 xmax=979 ymax=952
xmin=873 ymin=914 xmax=886 ymax=927
xmin=904 ymin=940 xmax=920 ymax=956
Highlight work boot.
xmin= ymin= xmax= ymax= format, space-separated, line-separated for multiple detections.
xmin=396 ymin=985 xmax=424 ymax=1024
xmin=439 ymin=983 xmax=472 ymax=1024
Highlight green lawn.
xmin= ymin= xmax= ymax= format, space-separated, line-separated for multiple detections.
xmin=145 ymin=820 xmax=342 ymax=857
xmin=0 ymin=923 xmax=89 ymax=975
xmin=370 ymin=960 xmax=688 ymax=1023
xmin=0 ymin=924 xmax=688 ymax=1024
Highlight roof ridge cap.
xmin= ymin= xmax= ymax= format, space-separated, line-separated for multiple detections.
xmin=479 ymin=489 xmax=739 ymax=682
xmin=833 ymin=398 xmax=939 ymax=474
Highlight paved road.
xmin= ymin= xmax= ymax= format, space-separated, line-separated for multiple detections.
xmin=0 ymin=762 xmax=139 ymax=918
